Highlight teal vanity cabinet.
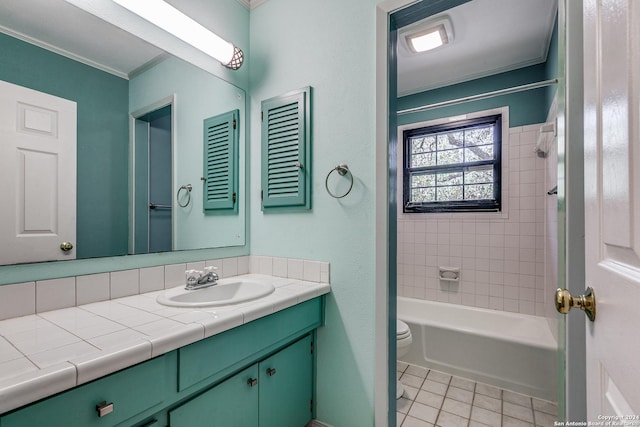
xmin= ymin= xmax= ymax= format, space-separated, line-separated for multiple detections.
xmin=0 ymin=297 xmax=323 ymax=427
xmin=0 ymin=352 xmax=175 ymax=427
xmin=169 ymin=335 xmax=313 ymax=427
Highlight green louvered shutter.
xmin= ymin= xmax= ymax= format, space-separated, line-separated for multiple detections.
xmin=261 ymin=87 xmax=311 ymax=210
xmin=203 ymin=109 xmax=239 ymax=211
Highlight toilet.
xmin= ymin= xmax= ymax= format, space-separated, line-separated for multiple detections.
xmin=396 ymin=319 xmax=413 ymax=399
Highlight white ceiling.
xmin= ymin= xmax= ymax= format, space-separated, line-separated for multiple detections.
xmin=397 ymin=0 xmax=557 ymax=96
xmin=0 ymin=0 xmax=555 ymax=87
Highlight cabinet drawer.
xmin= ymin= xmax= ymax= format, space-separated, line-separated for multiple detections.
xmin=1 ymin=354 xmax=169 ymax=427
xmin=178 ymin=297 xmax=322 ymax=391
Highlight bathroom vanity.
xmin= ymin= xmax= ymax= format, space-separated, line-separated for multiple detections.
xmin=0 ymin=275 xmax=327 ymax=427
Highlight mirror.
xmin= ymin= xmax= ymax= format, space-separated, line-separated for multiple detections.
xmin=0 ymin=0 xmax=246 ymax=266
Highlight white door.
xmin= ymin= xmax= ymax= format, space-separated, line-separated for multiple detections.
xmin=0 ymin=80 xmax=77 ymax=264
xmin=583 ymin=0 xmax=640 ymax=419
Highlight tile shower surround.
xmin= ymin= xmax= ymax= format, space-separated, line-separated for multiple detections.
xmin=398 ymin=123 xmax=553 ymax=316
xmin=0 ymin=256 xmax=330 ymax=321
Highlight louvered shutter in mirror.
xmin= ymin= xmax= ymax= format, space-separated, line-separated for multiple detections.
xmin=261 ymin=87 xmax=311 ymax=210
xmin=203 ymin=109 xmax=239 ymax=211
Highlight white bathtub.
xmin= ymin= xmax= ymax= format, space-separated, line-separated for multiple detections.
xmin=398 ymin=297 xmax=558 ymax=401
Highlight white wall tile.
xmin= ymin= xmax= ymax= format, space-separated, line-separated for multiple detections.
xmin=288 ymin=259 xmax=304 ymax=280
xmin=0 ymin=283 xmax=35 ymax=320
xmin=36 ymin=278 xmax=76 ymax=313
xmin=110 ymin=270 xmax=139 ymax=299
xmin=396 ymin=124 xmax=551 ymax=316
xmin=139 ymin=266 xmax=165 ymax=294
xmin=303 ymin=261 xmax=321 ymax=282
xmin=165 ymin=264 xmax=186 ymax=289
xmin=222 ymin=257 xmax=238 ymax=278
xmin=76 ymin=273 xmax=110 ymax=305
xmin=273 ymin=257 xmax=288 ymax=277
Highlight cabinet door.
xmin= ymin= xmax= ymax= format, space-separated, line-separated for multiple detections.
xmin=259 ymin=335 xmax=313 ymax=427
xmin=169 ymin=364 xmax=259 ymax=427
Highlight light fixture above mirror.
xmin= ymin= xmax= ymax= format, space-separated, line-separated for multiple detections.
xmin=112 ymin=0 xmax=244 ymax=69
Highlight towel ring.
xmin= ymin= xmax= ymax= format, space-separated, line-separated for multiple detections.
xmin=325 ymin=164 xmax=353 ymax=199
xmin=177 ymin=184 xmax=193 ymax=207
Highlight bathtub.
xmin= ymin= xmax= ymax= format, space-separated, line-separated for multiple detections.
xmin=397 ymin=297 xmax=558 ymax=401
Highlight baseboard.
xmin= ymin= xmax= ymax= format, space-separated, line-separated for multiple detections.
xmin=308 ymin=420 xmax=334 ymax=427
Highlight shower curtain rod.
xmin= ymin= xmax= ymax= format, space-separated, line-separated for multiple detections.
xmin=397 ymin=78 xmax=559 ymax=116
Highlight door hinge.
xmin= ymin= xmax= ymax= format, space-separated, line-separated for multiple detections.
xmin=310 ymin=341 xmax=313 ymax=354
xmin=261 ymin=189 xmax=263 ymax=200
xmin=310 ymin=399 xmax=313 ymax=413
xmin=261 ymin=111 xmax=263 ymax=121
xmin=232 ymin=192 xmax=236 ymax=203
xmin=233 ymin=118 xmax=237 ymax=130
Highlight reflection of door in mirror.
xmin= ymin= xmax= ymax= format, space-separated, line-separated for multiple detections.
xmin=0 ymin=80 xmax=77 ymax=264
xmin=133 ymin=104 xmax=173 ymax=254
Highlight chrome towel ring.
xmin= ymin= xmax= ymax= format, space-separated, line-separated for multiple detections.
xmin=177 ymin=184 xmax=193 ymax=207
xmin=325 ymin=164 xmax=353 ymax=199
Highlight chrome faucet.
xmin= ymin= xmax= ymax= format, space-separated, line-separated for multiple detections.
xmin=185 ymin=267 xmax=219 ymax=290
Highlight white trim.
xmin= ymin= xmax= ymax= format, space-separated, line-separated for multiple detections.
xmin=0 ymin=25 xmax=129 ymax=80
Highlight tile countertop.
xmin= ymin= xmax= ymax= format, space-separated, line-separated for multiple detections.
xmin=0 ymin=274 xmax=330 ymax=415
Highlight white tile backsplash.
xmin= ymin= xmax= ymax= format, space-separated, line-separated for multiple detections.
xmin=0 ymin=256 xmax=329 ymax=320
xmin=0 ymin=282 xmax=35 ymax=320
xmin=109 ymin=270 xmax=139 ymax=299
xmin=36 ymin=278 xmax=76 ymax=313
xmin=76 ymin=273 xmax=110 ymax=306
xmin=139 ymin=266 xmax=165 ymax=294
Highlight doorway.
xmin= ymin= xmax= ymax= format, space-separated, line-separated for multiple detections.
xmin=133 ymin=103 xmax=173 ymax=254
xmin=380 ymin=1 xmax=573 ymax=426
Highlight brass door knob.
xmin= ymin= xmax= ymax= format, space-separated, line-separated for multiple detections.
xmin=60 ymin=242 xmax=73 ymax=252
xmin=555 ymin=287 xmax=596 ymax=321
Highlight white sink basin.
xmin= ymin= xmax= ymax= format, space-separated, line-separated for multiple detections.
xmin=157 ymin=278 xmax=275 ymax=308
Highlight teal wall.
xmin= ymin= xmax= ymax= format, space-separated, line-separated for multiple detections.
xmin=0 ymin=32 xmax=129 ymax=259
xmin=545 ymin=16 xmax=559 ymax=113
xmin=397 ymin=63 xmax=549 ymax=127
xmin=130 ymin=57 xmax=246 ymax=250
xmin=249 ymin=0 xmax=378 ymax=425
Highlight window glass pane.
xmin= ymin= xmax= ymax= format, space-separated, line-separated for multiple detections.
xmin=411 ymin=152 xmax=436 ymax=167
xmin=464 ymin=168 xmax=493 ymax=184
xmin=465 ymin=184 xmax=493 ymax=200
xmin=436 ymin=171 xmax=463 ymax=186
xmin=437 ymin=148 xmax=463 ymax=165
xmin=437 ymin=186 xmax=463 ymax=201
xmin=465 ymin=126 xmax=494 ymax=146
xmin=411 ymin=136 xmax=436 ymax=154
xmin=437 ymin=131 xmax=463 ymax=151
xmin=412 ymin=187 xmax=435 ymax=202
xmin=464 ymin=144 xmax=493 ymax=162
xmin=411 ymin=173 xmax=435 ymax=188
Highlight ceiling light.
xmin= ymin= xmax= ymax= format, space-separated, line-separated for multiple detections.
xmin=407 ymin=26 xmax=447 ymax=53
xmin=402 ymin=16 xmax=454 ymax=55
xmin=112 ymin=0 xmax=243 ymax=70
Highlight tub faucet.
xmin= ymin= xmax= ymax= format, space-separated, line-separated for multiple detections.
xmin=185 ymin=267 xmax=218 ymax=290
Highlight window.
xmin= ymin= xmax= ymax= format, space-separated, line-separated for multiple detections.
xmin=403 ymin=114 xmax=502 ymax=213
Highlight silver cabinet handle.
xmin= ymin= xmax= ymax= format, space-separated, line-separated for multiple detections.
xmin=266 ymin=368 xmax=277 ymax=377
xmin=96 ymin=401 xmax=114 ymax=417
xmin=247 ymin=378 xmax=258 ymax=387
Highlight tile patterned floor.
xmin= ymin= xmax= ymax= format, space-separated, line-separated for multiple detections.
xmin=396 ymin=362 xmax=558 ymax=427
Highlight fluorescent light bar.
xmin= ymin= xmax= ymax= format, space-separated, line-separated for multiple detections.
xmin=113 ymin=0 xmax=242 ymax=69
xmin=407 ymin=25 xmax=447 ymax=53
